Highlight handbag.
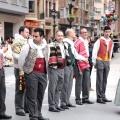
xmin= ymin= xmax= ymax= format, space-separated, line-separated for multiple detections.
xmin=114 ymin=78 xmax=120 ymax=106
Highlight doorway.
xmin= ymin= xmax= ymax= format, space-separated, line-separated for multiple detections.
xmin=4 ymin=22 xmax=13 ymax=40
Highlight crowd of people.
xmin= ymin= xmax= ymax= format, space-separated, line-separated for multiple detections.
xmin=0 ymin=21 xmax=118 ymax=120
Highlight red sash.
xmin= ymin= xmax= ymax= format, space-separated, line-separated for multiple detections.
xmin=33 ymin=58 xmax=46 ymax=73
xmin=57 ymin=59 xmax=65 ymax=69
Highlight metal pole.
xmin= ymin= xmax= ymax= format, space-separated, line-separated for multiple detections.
xmin=53 ymin=2 xmax=56 ymax=38
xmin=69 ymin=3 xmax=72 ymax=28
xmin=53 ymin=15 xmax=55 ymax=38
xmin=70 ymin=22 xmax=72 ymax=28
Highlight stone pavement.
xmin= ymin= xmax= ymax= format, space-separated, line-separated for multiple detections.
xmin=4 ymin=52 xmax=120 ymax=120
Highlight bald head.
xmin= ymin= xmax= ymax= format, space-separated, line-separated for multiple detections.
xmin=65 ymin=29 xmax=76 ymax=40
xmin=65 ymin=29 xmax=74 ymax=36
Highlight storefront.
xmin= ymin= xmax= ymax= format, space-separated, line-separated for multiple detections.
xmin=0 ymin=13 xmax=24 ymax=40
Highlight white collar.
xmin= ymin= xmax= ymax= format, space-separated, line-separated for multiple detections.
xmin=29 ymin=39 xmax=47 ymax=50
xmin=100 ymin=36 xmax=111 ymax=42
xmin=79 ymin=37 xmax=88 ymax=43
xmin=63 ymin=38 xmax=73 ymax=45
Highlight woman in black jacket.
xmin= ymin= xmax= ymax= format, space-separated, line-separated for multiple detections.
xmin=87 ymin=36 xmax=94 ymax=91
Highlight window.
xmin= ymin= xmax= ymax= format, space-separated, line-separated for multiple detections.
xmin=0 ymin=0 xmax=6 ymax=1
xmin=11 ymin=0 xmax=17 ymax=4
xmin=94 ymin=0 xmax=101 ymax=2
xmin=60 ymin=8 xmax=64 ymax=18
xmin=29 ymin=0 xmax=35 ymax=13
xmin=66 ymin=8 xmax=69 ymax=16
xmin=21 ymin=0 xmax=26 ymax=7
xmin=94 ymin=7 xmax=101 ymax=14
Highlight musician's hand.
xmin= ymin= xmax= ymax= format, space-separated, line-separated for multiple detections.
xmin=84 ymin=58 xmax=89 ymax=63
xmin=5 ymin=56 xmax=12 ymax=62
xmin=2 ymin=47 xmax=8 ymax=53
xmin=28 ymin=34 xmax=32 ymax=39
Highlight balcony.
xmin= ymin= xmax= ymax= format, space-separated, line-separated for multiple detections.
xmin=0 ymin=0 xmax=29 ymax=15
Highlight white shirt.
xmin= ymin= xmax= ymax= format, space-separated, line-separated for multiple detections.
xmin=92 ymin=36 xmax=113 ymax=65
xmin=18 ymin=39 xmax=47 ymax=71
xmin=63 ymin=38 xmax=85 ymax=61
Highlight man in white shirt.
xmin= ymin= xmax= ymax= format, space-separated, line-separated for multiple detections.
xmin=60 ymin=29 xmax=88 ymax=109
xmin=0 ymin=22 xmax=12 ymax=119
xmin=74 ymin=28 xmax=94 ymax=105
xmin=48 ymin=30 xmax=69 ymax=112
xmin=12 ymin=26 xmax=29 ymax=116
xmin=18 ymin=28 xmax=49 ymax=120
xmin=92 ymin=26 xmax=113 ymax=104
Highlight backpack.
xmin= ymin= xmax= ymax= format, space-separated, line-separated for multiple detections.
xmin=64 ymin=41 xmax=75 ymax=66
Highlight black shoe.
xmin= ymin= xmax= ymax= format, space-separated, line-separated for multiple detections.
xmin=66 ymin=103 xmax=76 ymax=107
xmin=60 ymin=105 xmax=69 ymax=109
xmin=38 ymin=116 xmax=49 ymax=120
xmin=0 ymin=114 xmax=12 ymax=119
xmin=16 ymin=111 xmax=26 ymax=116
xmin=56 ymin=106 xmax=65 ymax=111
xmin=82 ymin=99 xmax=94 ymax=104
xmin=49 ymin=107 xmax=60 ymax=112
xmin=76 ymin=100 xmax=83 ymax=105
xmin=97 ymin=99 xmax=106 ymax=104
xmin=102 ymin=98 xmax=112 ymax=102
xmin=24 ymin=110 xmax=29 ymax=113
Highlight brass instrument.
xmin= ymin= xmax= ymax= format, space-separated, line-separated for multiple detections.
xmin=11 ymin=39 xmax=26 ymax=91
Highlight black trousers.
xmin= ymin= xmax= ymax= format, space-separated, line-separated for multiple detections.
xmin=25 ymin=72 xmax=47 ymax=120
xmin=0 ymin=68 xmax=6 ymax=115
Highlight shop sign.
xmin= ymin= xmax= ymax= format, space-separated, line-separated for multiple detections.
xmin=24 ymin=21 xmax=39 ymax=27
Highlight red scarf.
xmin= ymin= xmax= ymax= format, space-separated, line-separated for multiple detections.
xmin=74 ymin=39 xmax=90 ymax=71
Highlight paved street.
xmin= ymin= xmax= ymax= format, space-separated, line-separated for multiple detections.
xmin=4 ymin=52 xmax=120 ymax=120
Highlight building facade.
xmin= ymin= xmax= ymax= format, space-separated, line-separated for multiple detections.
xmin=94 ymin=0 xmax=104 ymax=36
xmin=0 ymin=0 xmax=29 ymax=40
xmin=58 ymin=0 xmax=94 ymax=36
xmin=113 ymin=0 xmax=120 ymax=34
xmin=25 ymin=0 xmax=59 ymax=42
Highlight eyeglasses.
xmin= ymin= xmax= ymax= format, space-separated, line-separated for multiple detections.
xmin=81 ymin=32 xmax=88 ymax=34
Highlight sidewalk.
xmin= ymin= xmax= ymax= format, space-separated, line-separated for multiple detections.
xmin=4 ymin=52 xmax=120 ymax=120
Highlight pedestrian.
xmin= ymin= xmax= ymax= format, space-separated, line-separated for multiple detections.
xmin=87 ymin=36 xmax=94 ymax=91
xmin=92 ymin=26 xmax=113 ymax=104
xmin=60 ymin=29 xmax=88 ymax=109
xmin=0 ymin=21 xmax=12 ymax=119
xmin=18 ymin=28 xmax=49 ymax=120
xmin=113 ymin=35 xmax=119 ymax=53
xmin=74 ymin=28 xmax=94 ymax=105
xmin=3 ymin=38 xmax=13 ymax=66
xmin=48 ymin=30 xmax=70 ymax=112
xmin=11 ymin=26 xmax=29 ymax=116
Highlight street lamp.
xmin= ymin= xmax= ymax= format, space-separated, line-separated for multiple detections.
xmin=67 ymin=0 xmax=75 ymax=28
xmin=51 ymin=1 xmax=57 ymax=38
